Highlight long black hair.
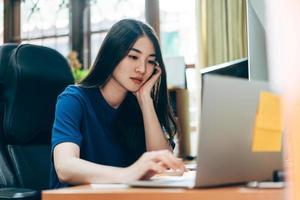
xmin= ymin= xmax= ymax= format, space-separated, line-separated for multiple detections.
xmin=79 ymin=19 xmax=177 ymax=162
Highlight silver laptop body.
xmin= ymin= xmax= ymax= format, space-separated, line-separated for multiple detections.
xmin=128 ymin=75 xmax=283 ymax=188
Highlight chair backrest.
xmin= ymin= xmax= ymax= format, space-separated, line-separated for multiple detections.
xmin=0 ymin=44 xmax=19 ymax=188
xmin=0 ymin=44 xmax=74 ymax=190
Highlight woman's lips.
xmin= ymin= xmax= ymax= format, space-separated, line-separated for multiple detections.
xmin=130 ymin=77 xmax=143 ymax=84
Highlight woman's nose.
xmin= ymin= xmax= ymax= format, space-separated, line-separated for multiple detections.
xmin=135 ymin=61 xmax=146 ymax=74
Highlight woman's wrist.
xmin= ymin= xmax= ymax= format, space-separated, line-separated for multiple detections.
xmin=111 ymin=167 xmax=131 ymax=183
xmin=139 ymin=97 xmax=154 ymax=112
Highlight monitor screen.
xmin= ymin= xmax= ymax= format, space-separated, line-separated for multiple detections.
xmin=200 ymin=58 xmax=248 ymax=79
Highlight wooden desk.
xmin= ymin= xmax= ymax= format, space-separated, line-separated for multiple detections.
xmin=43 ymin=185 xmax=283 ymax=200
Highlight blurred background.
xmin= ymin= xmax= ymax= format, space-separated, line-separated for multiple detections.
xmin=0 ymin=0 xmax=248 ymax=70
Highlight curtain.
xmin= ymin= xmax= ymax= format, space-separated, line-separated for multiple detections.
xmin=197 ymin=0 xmax=248 ymax=68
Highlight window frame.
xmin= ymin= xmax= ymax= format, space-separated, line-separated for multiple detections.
xmin=3 ymin=0 xmax=195 ymax=68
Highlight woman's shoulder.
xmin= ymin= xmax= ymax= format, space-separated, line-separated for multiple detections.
xmin=62 ymin=84 xmax=83 ymax=94
xmin=58 ymin=84 xmax=79 ymax=97
xmin=59 ymin=84 xmax=99 ymax=104
xmin=58 ymin=85 xmax=89 ymax=101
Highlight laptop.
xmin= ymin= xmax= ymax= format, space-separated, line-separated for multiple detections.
xmin=128 ymin=75 xmax=283 ymax=188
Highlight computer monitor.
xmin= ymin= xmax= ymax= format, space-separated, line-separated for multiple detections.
xmin=200 ymin=58 xmax=248 ymax=79
xmin=201 ymin=0 xmax=268 ymax=81
xmin=247 ymin=0 xmax=269 ymax=81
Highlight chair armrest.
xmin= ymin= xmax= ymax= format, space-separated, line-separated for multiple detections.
xmin=0 ymin=187 xmax=39 ymax=200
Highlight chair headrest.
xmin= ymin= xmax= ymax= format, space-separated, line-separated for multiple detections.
xmin=1 ymin=44 xmax=74 ymax=144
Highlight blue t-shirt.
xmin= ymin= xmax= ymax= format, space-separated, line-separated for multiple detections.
xmin=49 ymin=85 xmax=146 ymax=188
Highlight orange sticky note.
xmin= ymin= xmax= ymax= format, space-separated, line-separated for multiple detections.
xmin=252 ymin=91 xmax=283 ymax=152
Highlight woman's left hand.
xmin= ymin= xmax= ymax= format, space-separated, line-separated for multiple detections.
xmin=133 ymin=66 xmax=161 ymax=105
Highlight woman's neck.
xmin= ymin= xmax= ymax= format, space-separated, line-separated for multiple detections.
xmin=100 ymin=78 xmax=127 ymax=109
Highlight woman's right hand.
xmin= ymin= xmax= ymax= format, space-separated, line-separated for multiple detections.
xmin=123 ymin=150 xmax=186 ymax=182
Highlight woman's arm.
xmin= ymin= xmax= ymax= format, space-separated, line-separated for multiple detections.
xmin=54 ymin=142 xmax=184 ymax=184
xmin=134 ymin=67 xmax=173 ymax=152
xmin=54 ymin=142 xmax=126 ymax=184
xmin=139 ymin=96 xmax=172 ymax=151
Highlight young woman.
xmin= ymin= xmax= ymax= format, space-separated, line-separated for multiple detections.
xmin=50 ymin=19 xmax=185 ymax=189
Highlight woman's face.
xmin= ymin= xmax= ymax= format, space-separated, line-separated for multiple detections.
xmin=111 ymin=36 xmax=158 ymax=92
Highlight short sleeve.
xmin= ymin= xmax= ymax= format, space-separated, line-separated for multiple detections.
xmin=51 ymin=93 xmax=83 ymax=151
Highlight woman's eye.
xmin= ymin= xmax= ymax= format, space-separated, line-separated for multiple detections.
xmin=128 ymin=55 xmax=138 ymax=60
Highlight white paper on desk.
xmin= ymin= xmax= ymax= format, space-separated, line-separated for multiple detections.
xmin=90 ymin=183 xmax=129 ymax=189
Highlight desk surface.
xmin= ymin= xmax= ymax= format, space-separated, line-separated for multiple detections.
xmin=42 ymin=185 xmax=284 ymax=200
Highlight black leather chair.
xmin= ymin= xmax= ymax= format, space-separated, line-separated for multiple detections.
xmin=0 ymin=44 xmax=74 ymax=199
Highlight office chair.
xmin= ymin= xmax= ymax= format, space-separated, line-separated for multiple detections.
xmin=0 ymin=44 xmax=74 ymax=199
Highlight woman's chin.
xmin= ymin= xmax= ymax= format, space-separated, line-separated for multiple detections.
xmin=126 ymin=85 xmax=141 ymax=93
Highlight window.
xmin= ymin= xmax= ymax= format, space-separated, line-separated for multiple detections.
xmin=89 ymin=0 xmax=145 ymax=64
xmin=20 ymin=0 xmax=70 ymax=56
xmin=0 ymin=0 xmax=3 ymax=44
xmin=159 ymin=0 xmax=198 ymax=156
xmin=159 ymin=0 xmax=197 ymax=65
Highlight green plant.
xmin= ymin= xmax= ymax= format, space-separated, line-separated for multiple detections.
xmin=67 ymin=51 xmax=88 ymax=83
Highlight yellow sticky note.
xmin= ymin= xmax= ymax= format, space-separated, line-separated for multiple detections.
xmin=252 ymin=129 xmax=282 ymax=152
xmin=256 ymin=92 xmax=283 ymax=131
xmin=252 ymin=91 xmax=283 ymax=152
